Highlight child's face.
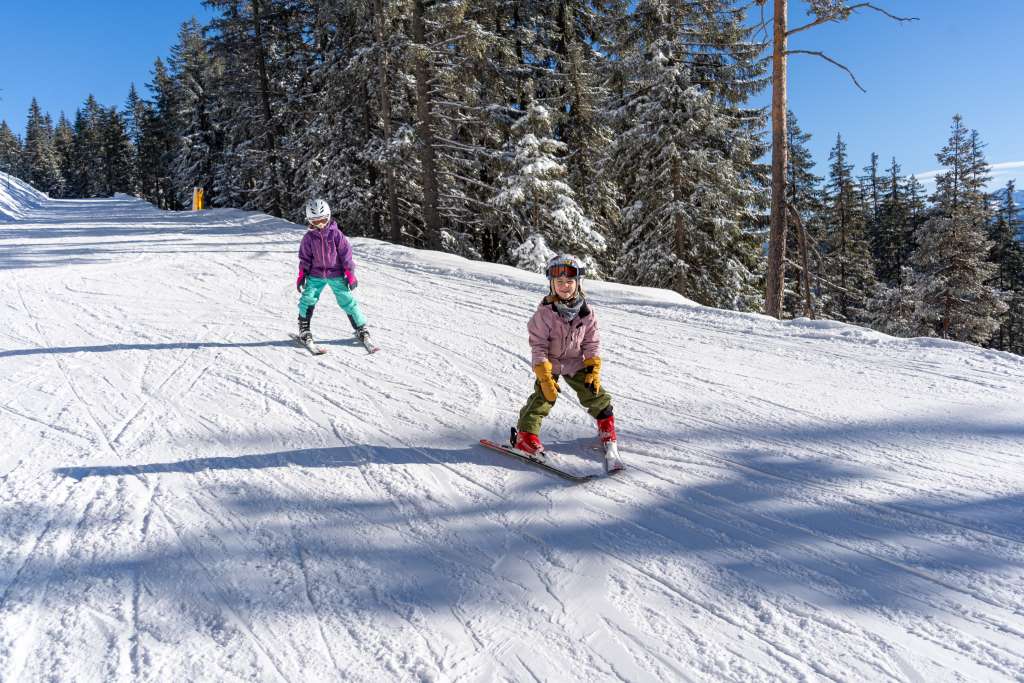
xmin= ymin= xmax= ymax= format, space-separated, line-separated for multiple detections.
xmin=308 ymin=217 xmax=329 ymax=230
xmin=552 ymin=276 xmax=578 ymax=299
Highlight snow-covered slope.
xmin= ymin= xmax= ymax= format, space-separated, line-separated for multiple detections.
xmin=2 ymin=184 xmax=1024 ymax=682
xmin=0 ymin=172 xmax=47 ymax=222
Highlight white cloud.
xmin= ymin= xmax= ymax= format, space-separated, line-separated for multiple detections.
xmin=912 ymin=160 xmax=1023 ymax=190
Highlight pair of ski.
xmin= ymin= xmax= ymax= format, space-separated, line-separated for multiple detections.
xmin=289 ymin=332 xmax=380 ymax=355
xmin=480 ymin=428 xmax=624 ymax=483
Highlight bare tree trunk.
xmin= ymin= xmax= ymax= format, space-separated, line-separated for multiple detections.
xmin=765 ymin=0 xmax=788 ymax=318
xmin=373 ymin=0 xmax=402 ymax=244
xmin=251 ymin=0 xmax=282 ymax=217
xmin=412 ymin=0 xmax=443 ymax=249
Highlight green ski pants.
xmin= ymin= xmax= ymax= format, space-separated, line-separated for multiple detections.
xmin=516 ymin=367 xmax=613 ymax=435
xmin=298 ymin=276 xmax=367 ymax=329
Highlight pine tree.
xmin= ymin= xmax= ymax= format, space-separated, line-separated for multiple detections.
xmin=910 ymin=115 xmax=1005 ymax=342
xmin=493 ymin=103 xmax=603 ymax=271
xmin=52 ymin=114 xmax=75 ymax=198
xmin=123 ymin=85 xmax=145 ymax=194
xmin=168 ymin=19 xmax=221 ymax=208
xmin=99 ymin=107 xmax=135 ymax=196
xmin=873 ymin=157 xmax=916 ymax=285
xmin=817 ymin=134 xmax=876 ymax=322
xmin=0 ymin=121 xmax=25 ymax=182
xmin=610 ymin=36 xmax=761 ymax=309
xmin=783 ymin=110 xmax=824 ymax=318
xmin=24 ymin=99 xmax=64 ymax=195
xmin=139 ymin=59 xmax=182 ymax=209
xmin=859 ymin=152 xmax=883 ymax=268
xmin=987 ymin=180 xmax=1024 ymax=353
xmin=69 ymin=96 xmax=108 ymax=197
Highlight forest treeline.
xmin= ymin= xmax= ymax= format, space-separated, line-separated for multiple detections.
xmin=1 ymin=1 xmax=1021 ymax=353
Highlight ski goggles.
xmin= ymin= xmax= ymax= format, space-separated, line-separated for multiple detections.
xmin=547 ymin=264 xmax=579 ymax=279
xmin=308 ymin=217 xmax=329 ymax=229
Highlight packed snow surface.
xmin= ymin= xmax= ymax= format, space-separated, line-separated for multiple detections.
xmin=2 ymin=173 xmax=1023 ymax=681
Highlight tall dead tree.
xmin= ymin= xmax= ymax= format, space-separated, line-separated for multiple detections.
xmin=759 ymin=0 xmax=916 ymax=318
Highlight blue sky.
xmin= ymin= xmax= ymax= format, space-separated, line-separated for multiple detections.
xmin=1 ymin=1 xmax=1021 ymax=190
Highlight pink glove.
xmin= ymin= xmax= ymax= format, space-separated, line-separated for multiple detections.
xmin=296 ymin=268 xmax=307 ymax=293
xmin=345 ymin=270 xmax=358 ymax=290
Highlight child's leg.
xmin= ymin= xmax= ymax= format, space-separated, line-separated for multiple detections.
xmin=516 ymin=381 xmax=556 ymax=435
xmin=325 ymin=278 xmax=368 ymax=329
xmin=298 ymin=277 xmax=328 ymax=318
xmin=563 ymin=370 xmax=613 ymax=418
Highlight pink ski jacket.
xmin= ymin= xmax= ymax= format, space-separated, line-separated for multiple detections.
xmin=527 ymin=296 xmax=601 ymax=377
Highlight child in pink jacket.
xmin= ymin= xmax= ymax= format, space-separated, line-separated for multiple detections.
xmin=514 ymin=254 xmax=621 ymax=472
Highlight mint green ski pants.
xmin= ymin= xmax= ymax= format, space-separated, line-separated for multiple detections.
xmin=298 ymin=276 xmax=367 ymax=329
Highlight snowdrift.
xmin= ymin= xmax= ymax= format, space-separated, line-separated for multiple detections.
xmin=0 ymin=172 xmax=47 ymax=221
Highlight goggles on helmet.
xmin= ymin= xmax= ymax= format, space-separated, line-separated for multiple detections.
xmin=548 ymin=264 xmax=579 ymax=279
xmin=309 ymin=216 xmax=329 ymax=229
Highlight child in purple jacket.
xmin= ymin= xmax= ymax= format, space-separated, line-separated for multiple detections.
xmin=295 ymin=199 xmax=371 ymax=345
xmin=514 ymin=254 xmax=622 ymax=473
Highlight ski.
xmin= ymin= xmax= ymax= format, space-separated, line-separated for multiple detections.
xmin=289 ymin=332 xmax=327 ymax=355
xmin=479 ymin=439 xmax=598 ymax=483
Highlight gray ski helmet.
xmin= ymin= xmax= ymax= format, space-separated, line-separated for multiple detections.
xmin=546 ymin=254 xmax=585 ymax=283
xmin=304 ymin=198 xmax=331 ymax=223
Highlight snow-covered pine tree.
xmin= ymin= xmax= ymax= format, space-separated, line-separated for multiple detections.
xmin=205 ymin=0 xmax=310 ymax=216
xmin=24 ymin=99 xmax=64 ymax=195
xmin=872 ymin=157 xmax=916 ymax=285
xmin=911 ymin=115 xmax=1006 ymax=343
xmin=817 ymin=134 xmax=877 ymax=323
xmin=168 ymin=19 xmax=221 ymax=209
xmin=783 ymin=110 xmax=825 ymax=318
xmin=0 ymin=121 xmax=23 ymax=180
xmin=611 ymin=39 xmax=761 ymax=309
xmin=867 ymin=266 xmax=917 ymax=337
xmin=987 ymin=180 xmax=1024 ymax=353
xmin=52 ymin=115 xmax=75 ymax=198
xmin=98 ymin=107 xmax=135 ymax=196
xmin=493 ymin=103 xmax=603 ymax=272
xmin=122 ymin=85 xmax=145 ymax=195
xmin=859 ymin=152 xmax=883 ymax=268
xmin=135 ymin=60 xmax=181 ymax=209
xmin=523 ymin=0 xmax=620 ymax=257
xmin=607 ymin=1 xmax=764 ymax=309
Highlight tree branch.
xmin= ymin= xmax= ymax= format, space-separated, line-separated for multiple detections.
xmin=788 ymin=3 xmax=918 ymax=37
xmin=785 ymin=49 xmax=867 ymax=92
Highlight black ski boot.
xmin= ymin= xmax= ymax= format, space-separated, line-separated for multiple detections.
xmin=298 ymin=306 xmax=314 ymax=342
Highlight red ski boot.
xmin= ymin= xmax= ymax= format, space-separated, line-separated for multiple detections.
xmin=514 ymin=430 xmax=544 ymax=456
xmin=597 ymin=415 xmax=623 ymax=473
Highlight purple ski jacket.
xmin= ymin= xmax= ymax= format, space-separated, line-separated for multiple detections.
xmin=298 ymin=220 xmax=356 ymax=283
xmin=527 ymin=296 xmax=601 ymax=377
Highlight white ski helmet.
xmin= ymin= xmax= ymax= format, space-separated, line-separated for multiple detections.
xmin=546 ymin=253 xmax=585 ymax=283
xmin=304 ymin=198 xmax=331 ymax=223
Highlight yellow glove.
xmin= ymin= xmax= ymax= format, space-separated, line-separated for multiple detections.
xmin=533 ymin=361 xmax=559 ymax=402
xmin=583 ymin=357 xmax=602 ymax=394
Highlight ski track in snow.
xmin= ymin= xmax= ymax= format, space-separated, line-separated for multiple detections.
xmin=1 ymin=185 xmax=1024 ymax=681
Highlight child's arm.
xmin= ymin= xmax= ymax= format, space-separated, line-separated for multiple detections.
xmin=296 ymin=234 xmax=312 ymax=291
xmin=581 ymin=310 xmax=602 ymax=392
xmin=527 ymin=309 xmax=550 ymax=366
xmin=528 ymin=310 xmax=559 ymax=401
xmin=336 ymin=232 xmax=357 ymax=288
xmin=581 ymin=309 xmax=600 ymax=359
